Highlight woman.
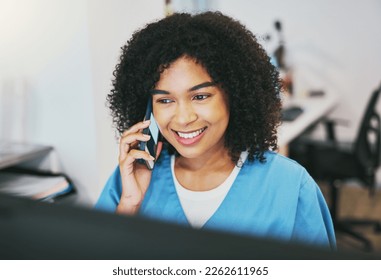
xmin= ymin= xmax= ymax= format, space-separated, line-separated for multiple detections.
xmin=96 ymin=12 xmax=336 ymax=249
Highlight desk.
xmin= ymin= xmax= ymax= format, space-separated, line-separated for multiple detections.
xmin=0 ymin=141 xmax=53 ymax=170
xmin=277 ymin=92 xmax=338 ymax=148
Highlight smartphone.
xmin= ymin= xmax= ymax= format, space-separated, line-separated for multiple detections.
xmin=137 ymin=97 xmax=160 ymax=170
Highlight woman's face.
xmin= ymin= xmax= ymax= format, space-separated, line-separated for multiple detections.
xmin=152 ymin=56 xmax=230 ymax=160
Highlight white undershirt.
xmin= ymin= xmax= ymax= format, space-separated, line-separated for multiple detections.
xmin=171 ymin=151 xmax=248 ymax=228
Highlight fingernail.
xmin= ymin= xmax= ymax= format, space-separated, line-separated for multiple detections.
xmin=143 ymin=120 xmax=150 ymax=124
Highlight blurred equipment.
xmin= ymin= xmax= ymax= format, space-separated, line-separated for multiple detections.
xmin=165 ymin=0 xmax=173 ymax=16
xmin=281 ymin=105 xmax=304 ymax=122
xmin=0 ymin=168 xmax=74 ymax=202
xmin=273 ymin=20 xmax=293 ymax=95
xmin=290 ymin=83 xmax=381 ymax=251
xmin=0 ymin=142 xmax=75 ymax=202
xmin=274 ymin=20 xmax=286 ymax=69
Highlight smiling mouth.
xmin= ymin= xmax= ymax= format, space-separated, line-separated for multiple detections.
xmin=174 ymin=127 xmax=207 ymax=139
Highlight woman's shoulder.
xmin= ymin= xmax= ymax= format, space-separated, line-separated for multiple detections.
xmin=266 ymin=151 xmax=306 ymax=170
xmin=244 ymin=150 xmax=314 ymax=185
xmin=252 ymin=150 xmax=306 ymax=170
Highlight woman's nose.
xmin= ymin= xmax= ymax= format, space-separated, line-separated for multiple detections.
xmin=174 ymin=103 xmax=197 ymax=125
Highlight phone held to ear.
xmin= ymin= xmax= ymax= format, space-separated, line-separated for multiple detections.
xmin=137 ymin=98 xmax=161 ymax=170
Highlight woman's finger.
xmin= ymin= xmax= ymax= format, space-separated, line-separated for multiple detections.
xmin=121 ymin=120 xmax=150 ymax=137
xmin=120 ymin=149 xmax=155 ymax=167
xmin=119 ymin=133 xmax=150 ymax=160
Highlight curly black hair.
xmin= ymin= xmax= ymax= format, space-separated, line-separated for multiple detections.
xmin=108 ymin=12 xmax=282 ymax=164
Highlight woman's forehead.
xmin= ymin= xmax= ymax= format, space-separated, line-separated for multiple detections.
xmin=156 ymin=57 xmax=212 ymax=89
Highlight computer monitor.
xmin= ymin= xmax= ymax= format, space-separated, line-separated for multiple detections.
xmin=0 ymin=194 xmax=370 ymax=260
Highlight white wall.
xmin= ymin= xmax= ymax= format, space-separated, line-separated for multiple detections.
xmin=0 ymin=0 xmax=163 ymax=205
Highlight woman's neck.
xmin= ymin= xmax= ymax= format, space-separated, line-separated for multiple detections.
xmin=176 ymin=144 xmax=233 ymax=169
xmin=174 ymin=146 xmax=236 ymax=191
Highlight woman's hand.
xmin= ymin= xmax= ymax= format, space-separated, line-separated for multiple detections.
xmin=116 ymin=120 xmax=161 ymax=215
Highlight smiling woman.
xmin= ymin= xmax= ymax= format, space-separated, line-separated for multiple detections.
xmin=152 ymin=57 xmax=230 ymax=167
xmin=95 ymin=12 xmax=336 ymax=250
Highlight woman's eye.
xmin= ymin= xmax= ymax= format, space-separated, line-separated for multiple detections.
xmin=193 ymin=94 xmax=209 ymax=101
xmin=156 ymin=99 xmax=173 ymax=104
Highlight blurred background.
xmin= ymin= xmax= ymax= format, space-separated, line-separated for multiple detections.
xmin=1 ymin=0 xmax=380 ymax=253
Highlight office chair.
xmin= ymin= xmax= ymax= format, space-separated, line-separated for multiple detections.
xmin=289 ymin=83 xmax=381 ymax=251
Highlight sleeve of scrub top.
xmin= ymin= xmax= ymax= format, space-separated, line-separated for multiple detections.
xmin=94 ymin=166 xmax=122 ymax=212
xmin=291 ymin=173 xmax=337 ymax=250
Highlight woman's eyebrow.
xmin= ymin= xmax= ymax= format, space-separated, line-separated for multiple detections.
xmin=150 ymin=81 xmax=216 ymax=95
xmin=189 ymin=81 xmax=216 ymax=91
xmin=150 ymin=89 xmax=169 ymax=95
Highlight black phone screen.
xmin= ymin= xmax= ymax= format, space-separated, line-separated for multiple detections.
xmin=138 ymin=98 xmax=160 ymax=169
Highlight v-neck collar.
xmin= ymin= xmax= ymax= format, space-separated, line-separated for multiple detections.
xmin=166 ymin=152 xmax=250 ymax=229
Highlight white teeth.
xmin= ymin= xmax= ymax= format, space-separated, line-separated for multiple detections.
xmin=177 ymin=128 xmax=205 ymax=139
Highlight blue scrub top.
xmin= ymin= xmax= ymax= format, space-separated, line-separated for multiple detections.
xmin=96 ymin=150 xmax=336 ymax=249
